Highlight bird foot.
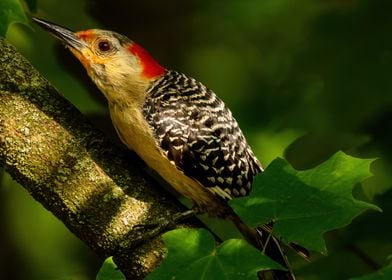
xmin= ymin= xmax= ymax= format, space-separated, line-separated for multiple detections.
xmin=131 ymin=209 xmax=196 ymax=244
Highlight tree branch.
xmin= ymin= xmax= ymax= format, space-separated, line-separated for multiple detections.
xmin=0 ymin=38 xmax=198 ymax=279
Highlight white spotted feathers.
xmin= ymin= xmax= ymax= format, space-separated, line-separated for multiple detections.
xmin=143 ymin=71 xmax=262 ymax=201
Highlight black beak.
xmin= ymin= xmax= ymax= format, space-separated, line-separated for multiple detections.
xmin=32 ymin=17 xmax=88 ymax=51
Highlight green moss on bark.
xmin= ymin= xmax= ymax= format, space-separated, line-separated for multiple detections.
xmin=0 ymin=38 xmax=196 ymax=279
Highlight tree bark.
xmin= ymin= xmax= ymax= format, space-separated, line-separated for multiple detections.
xmin=0 ymin=38 xmax=198 ymax=279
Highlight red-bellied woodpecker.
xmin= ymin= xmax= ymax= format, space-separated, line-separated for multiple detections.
xmin=33 ymin=17 xmax=302 ymax=279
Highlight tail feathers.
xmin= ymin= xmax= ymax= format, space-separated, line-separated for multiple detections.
xmin=256 ymin=226 xmax=296 ymax=280
xmin=289 ymin=242 xmax=310 ymax=260
xmin=258 ymin=223 xmax=310 ymax=260
xmin=231 ymin=218 xmax=295 ymax=280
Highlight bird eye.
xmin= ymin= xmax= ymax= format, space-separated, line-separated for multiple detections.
xmin=97 ymin=39 xmax=112 ymax=52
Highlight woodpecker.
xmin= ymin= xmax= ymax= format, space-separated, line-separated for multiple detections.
xmin=32 ymin=17 xmax=299 ymax=279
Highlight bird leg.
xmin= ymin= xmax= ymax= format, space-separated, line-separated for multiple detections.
xmin=131 ymin=209 xmax=197 ymax=245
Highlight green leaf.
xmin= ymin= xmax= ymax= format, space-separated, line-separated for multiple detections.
xmin=96 ymin=257 xmax=125 ymax=280
xmin=0 ymin=0 xmax=29 ymax=37
xmin=230 ymin=151 xmax=381 ymax=254
xmin=146 ymin=228 xmax=284 ymax=280
xmin=22 ymin=0 xmax=37 ymax=12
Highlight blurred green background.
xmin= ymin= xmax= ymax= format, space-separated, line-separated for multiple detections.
xmin=1 ymin=0 xmax=392 ymax=279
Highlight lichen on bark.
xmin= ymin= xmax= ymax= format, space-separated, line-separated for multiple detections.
xmin=0 ymin=38 xmax=197 ymax=279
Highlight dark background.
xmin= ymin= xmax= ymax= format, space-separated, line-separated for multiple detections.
xmin=1 ymin=0 xmax=392 ymax=279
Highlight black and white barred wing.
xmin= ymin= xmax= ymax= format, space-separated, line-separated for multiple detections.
xmin=143 ymin=71 xmax=262 ymax=200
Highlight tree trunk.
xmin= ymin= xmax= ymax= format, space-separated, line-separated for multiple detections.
xmin=0 ymin=38 xmax=199 ymax=279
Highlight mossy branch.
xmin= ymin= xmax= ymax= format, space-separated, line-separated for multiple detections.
xmin=0 ymin=38 xmax=197 ymax=279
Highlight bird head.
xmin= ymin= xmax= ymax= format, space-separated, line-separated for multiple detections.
xmin=32 ymin=17 xmax=166 ymax=103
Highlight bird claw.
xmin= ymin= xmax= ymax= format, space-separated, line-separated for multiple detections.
xmin=131 ymin=209 xmax=197 ymax=244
